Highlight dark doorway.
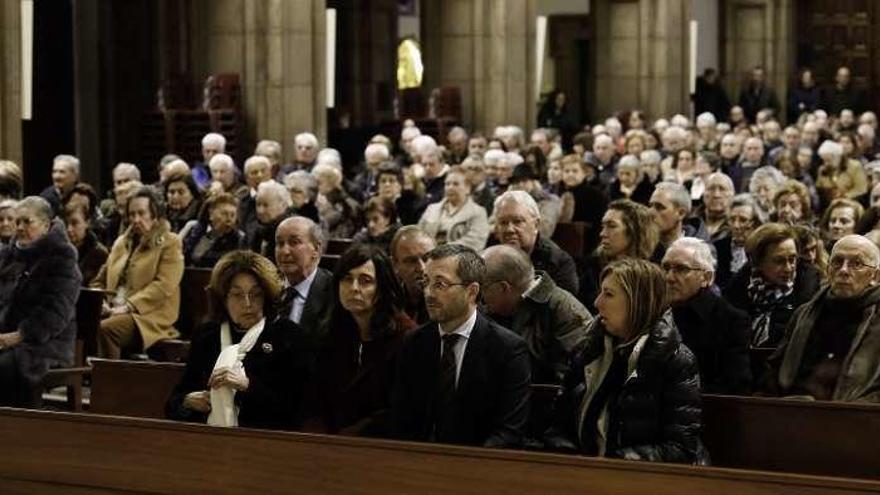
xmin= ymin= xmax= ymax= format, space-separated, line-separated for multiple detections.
xmin=22 ymin=0 xmax=76 ymax=196
xmin=548 ymin=15 xmax=593 ymax=128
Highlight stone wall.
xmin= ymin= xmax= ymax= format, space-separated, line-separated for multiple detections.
xmin=0 ymin=0 xmax=22 ymax=164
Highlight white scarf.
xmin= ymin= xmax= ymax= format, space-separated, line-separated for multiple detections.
xmin=207 ymin=318 xmax=266 ymax=427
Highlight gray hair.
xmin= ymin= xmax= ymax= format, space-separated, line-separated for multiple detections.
xmin=832 ymin=234 xmax=880 ymax=267
xmin=730 ymin=193 xmax=765 ymax=223
xmin=16 ymin=196 xmax=53 ymax=224
xmin=201 ymin=132 xmax=226 ymax=150
xmin=484 ymin=149 xmax=507 ymax=166
xmin=294 ymin=132 xmax=319 ymax=148
xmin=54 ymin=154 xmax=81 ymax=177
xmin=278 ymin=216 xmax=325 ymax=255
xmin=817 ymin=140 xmax=844 ymax=160
xmin=667 ymin=236 xmax=716 ymax=271
xmin=316 ymin=148 xmax=342 ymax=170
xmin=494 ymin=190 xmax=540 ymax=219
xmin=639 ymin=149 xmax=662 ymax=165
xmin=208 ymin=153 xmax=235 ymax=171
xmin=748 ymin=166 xmax=786 ymax=193
xmin=593 ymin=134 xmax=614 ymax=147
xmin=654 ymin=181 xmax=692 ymax=211
xmin=617 ymin=154 xmax=641 ymax=171
xmin=113 ymin=162 xmax=141 ymax=181
xmin=364 ymin=143 xmax=390 ymax=161
xmin=662 ymin=126 xmax=688 ymax=141
xmin=706 ymin=172 xmax=734 ymax=192
xmin=244 ymin=155 xmax=271 ymax=174
xmin=696 ymin=112 xmax=717 ymax=128
xmin=254 ymin=139 xmax=282 ymax=162
xmin=284 ymin=170 xmax=319 ymax=201
xmin=257 ymin=180 xmax=292 ymax=208
xmin=482 ymin=244 xmax=535 ymax=290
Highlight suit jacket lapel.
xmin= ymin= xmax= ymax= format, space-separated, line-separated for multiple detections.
xmin=456 ymin=313 xmax=487 ymax=400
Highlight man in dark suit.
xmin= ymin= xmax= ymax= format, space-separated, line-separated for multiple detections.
xmin=391 ymin=244 xmax=531 ymax=447
xmin=663 ymin=238 xmax=752 ymax=394
xmin=275 ymin=216 xmax=333 ymax=342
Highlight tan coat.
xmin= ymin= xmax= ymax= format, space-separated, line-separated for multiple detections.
xmin=93 ymin=220 xmax=184 ymax=349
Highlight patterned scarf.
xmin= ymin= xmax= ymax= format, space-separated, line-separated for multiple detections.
xmin=747 ymin=272 xmax=794 ymax=347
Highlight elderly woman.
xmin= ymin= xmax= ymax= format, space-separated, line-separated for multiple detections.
xmin=723 ymin=223 xmax=821 ymax=348
xmin=773 ymin=179 xmax=813 ymax=226
xmin=166 ymin=250 xmax=313 ymax=429
xmin=352 ymin=197 xmax=401 ymax=251
xmin=208 ymin=153 xmax=248 ymax=200
xmin=181 ymin=192 xmax=246 ymax=268
xmin=748 ymin=166 xmax=786 ymax=221
xmin=250 ymin=181 xmax=293 ymax=263
xmin=816 ymin=140 xmax=868 ymax=209
xmin=376 ymin=164 xmax=424 ymax=226
xmin=0 ymin=200 xmax=16 ymax=246
xmin=820 ymin=198 xmax=863 ymax=250
xmin=545 ymin=259 xmax=705 ymax=464
xmin=164 ymin=173 xmax=202 ymax=233
xmin=0 ymin=197 xmax=81 ymax=406
xmin=93 ymin=186 xmax=184 ymax=359
xmin=608 ymin=154 xmax=652 ymax=204
xmin=64 ymin=202 xmax=109 ymax=285
xmin=305 ymin=245 xmax=415 ymax=435
xmin=283 ymin=170 xmax=321 ymax=224
xmin=418 ymin=168 xmax=490 ymax=251
xmin=312 ymin=163 xmax=361 ymax=239
xmin=714 ymin=194 xmax=762 ymax=289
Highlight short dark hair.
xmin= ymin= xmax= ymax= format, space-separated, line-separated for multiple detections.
xmin=746 ymin=223 xmax=797 ymax=266
xmin=364 ymin=196 xmax=396 ymax=221
xmin=164 ymin=173 xmax=202 ymax=203
xmin=424 ymin=244 xmax=486 ymax=286
xmin=62 ymin=182 xmax=100 ymax=218
xmin=126 ymin=185 xmax=166 ymax=220
xmin=376 ymin=163 xmax=403 ymax=184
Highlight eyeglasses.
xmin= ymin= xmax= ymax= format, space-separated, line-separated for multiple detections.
xmin=829 ymin=257 xmax=878 ymax=272
xmin=660 ymin=263 xmax=705 ymax=276
xmin=227 ymin=290 xmax=264 ymax=304
xmin=424 ymin=279 xmax=469 ymax=293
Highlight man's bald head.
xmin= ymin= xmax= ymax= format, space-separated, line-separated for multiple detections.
xmin=828 ymin=235 xmax=880 ymax=298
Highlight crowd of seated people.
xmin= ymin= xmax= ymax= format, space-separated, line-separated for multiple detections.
xmin=0 ymin=63 xmax=879 ymax=470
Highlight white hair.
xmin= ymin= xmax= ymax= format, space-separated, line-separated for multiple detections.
xmin=617 ymin=154 xmax=641 ymax=171
xmin=295 ymin=132 xmax=319 ymax=148
xmin=364 ymin=143 xmax=390 ymax=161
xmin=284 ymin=170 xmax=318 ymax=201
xmin=654 ymin=181 xmax=692 ymax=211
xmin=113 ymin=162 xmax=141 ymax=181
xmin=494 ymin=190 xmax=540 ymax=219
xmin=311 ymin=163 xmax=342 ymax=186
xmin=662 ymin=126 xmax=688 ymax=141
xmin=54 ymin=154 xmax=81 ymax=177
xmin=639 ymin=149 xmax=662 ymax=165
xmin=201 ymin=133 xmax=226 ymax=150
xmin=411 ymin=135 xmax=438 ymax=157
xmin=316 ymin=148 xmax=342 ymax=170
xmin=593 ymin=134 xmax=614 ymax=147
xmin=818 ymin=139 xmax=844 ymax=160
xmin=256 ymin=180 xmax=292 ymax=208
xmin=696 ymin=112 xmax=717 ymax=128
xmin=668 ymin=236 xmax=717 ymax=271
xmin=706 ymin=172 xmax=734 ymax=192
xmin=670 ymin=114 xmax=691 ymax=129
xmin=400 ymin=126 xmax=421 ymax=141
xmin=748 ymin=166 xmax=786 ymax=193
xmin=507 ymin=152 xmax=524 ymax=167
xmin=244 ymin=155 xmax=271 ymax=174
xmin=484 ymin=149 xmax=507 ymax=166
xmin=208 ymin=153 xmax=235 ymax=171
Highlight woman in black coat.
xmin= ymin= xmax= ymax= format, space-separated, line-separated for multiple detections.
xmin=0 ymin=197 xmax=81 ymax=406
xmin=63 ymin=202 xmax=109 ymax=285
xmin=181 ymin=192 xmax=246 ymax=268
xmin=546 ymin=259 xmax=706 ymax=464
xmin=166 ymin=250 xmax=314 ymax=430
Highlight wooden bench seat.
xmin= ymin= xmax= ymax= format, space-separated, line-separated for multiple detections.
xmin=89 ymin=359 xmax=185 ymax=419
xmin=0 ymin=407 xmax=877 ymax=494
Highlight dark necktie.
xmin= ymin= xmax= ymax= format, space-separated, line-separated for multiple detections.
xmin=434 ymin=333 xmax=461 ymax=441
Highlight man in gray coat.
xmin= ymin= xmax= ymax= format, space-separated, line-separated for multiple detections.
xmin=480 ymin=245 xmax=592 ymax=385
xmin=766 ymin=235 xmax=880 ymax=402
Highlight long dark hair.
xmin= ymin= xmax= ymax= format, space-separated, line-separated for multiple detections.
xmin=328 ymin=244 xmax=406 ymax=340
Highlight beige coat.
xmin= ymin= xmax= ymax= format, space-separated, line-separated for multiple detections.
xmin=93 ymin=220 xmax=184 ymax=349
xmin=418 ymin=197 xmax=490 ymax=251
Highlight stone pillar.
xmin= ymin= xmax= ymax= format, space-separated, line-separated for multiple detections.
xmin=0 ymin=0 xmax=22 ymax=165
xmin=189 ymin=0 xmax=326 ymax=159
xmin=593 ymin=0 xmax=690 ymax=119
xmin=422 ymin=0 xmax=536 ymax=133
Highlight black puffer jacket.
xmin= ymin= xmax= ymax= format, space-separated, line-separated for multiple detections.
xmin=0 ymin=220 xmax=82 ymax=385
xmin=548 ymin=311 xmax=706 ymax=464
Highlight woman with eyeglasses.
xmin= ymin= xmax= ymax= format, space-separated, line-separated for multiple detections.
xmin=166 ymin=250 xmax=314 ymax=429
xmin=0 ymin=196 xmax=81 ymax=407
xmin=723 ymin=223 xmax=821 ymax=348
xmin=302 ymin=245 xmax=415 ymax=435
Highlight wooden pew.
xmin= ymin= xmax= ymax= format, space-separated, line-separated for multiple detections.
xmin=320 ymin=254 xmax=340 ymax=271
xmin=0 ymin=408 xmax=877 ymax=494
xmin=703 ymin=394 xmax=880 ymax=480
xmin=175 ymin=267 xmax=213 ymax=338
xmin=326 ymin=238 xmax=353 ymax=255
xmin=89 ymin=359 xmax=185 ymax=419
xmin=551 ymin=222 xmax=588 ymax=260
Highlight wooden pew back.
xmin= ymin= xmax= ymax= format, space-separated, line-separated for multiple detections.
xmin=89 ymin=359 xmax=185 ymax=419
xmin=0 ymin=408 xmax=877 ymax=494
xmin=175 ymin=267 xmax=213 ymax=338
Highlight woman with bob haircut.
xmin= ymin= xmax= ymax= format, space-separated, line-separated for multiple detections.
xmin=545 ymin=258 xmax=706 ymax=464
xmin=166 ymin=250 xmax=314 ymax=430
xmin=820 ymin=197 xmax=864 ymax=251
xmin=723 ymin=223 xmax=821 ymax=347
xmin=303 ymin=244 xmax=416 ymax=435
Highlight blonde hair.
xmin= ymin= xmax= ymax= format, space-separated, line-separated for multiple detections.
xmin=601 ymin=259 xmax=669 ymax=337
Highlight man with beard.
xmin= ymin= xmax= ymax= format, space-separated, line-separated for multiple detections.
xmin=390 ymin=244 xmax=530 ymax=447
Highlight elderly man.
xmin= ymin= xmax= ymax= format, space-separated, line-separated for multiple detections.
xmin=390 ymin=244 xmax=530 ymax=447
xmin=459 ymin=156 xmax=494 ymax=215
xmin=275 ymin=216 xmax=333 ymax=339
xmin=591 ymin=134 xmax=618 ymax=185
xmin=650 ymin=182 xmax=708 ymax=257
xmin=291 ymin=132 xmax=320 ymax=172
xmin=239 ymin=155 xmax=275 ymax=243
xmin=193 ymin=133 xmax=225 ymax=189
xmin=481 ymin=245 xmax=591 ymax=384
xmin=737 ymin=137 xmax=766 ymax=191
xmin=699 ymin=172 xmax=734 ymax=240
xmin=422 ymin=145 xmax=449 ymax=206
xmin=254 ymin=139 xmax=283 ymax=179
xmin=507 ymin=167 xmax=561 ymax=240
xmin=283 ymin=171 xmax=321 ymax=224
xmin=208 ymin=153 xmax=248 ymax=200
xmin=445 ymin=126 xmax=469 ymax=165
xmin=530 ymin=128 xmax=554 ymax=159
xmin=718 ymin=134 xmax=742 ymax=189
xmin=766 ymin=235 xmax=880 ymax=401
xmin=353 ymin=143 xmax=391 ymax=200
xmin=492 ymin=191 xmax=578 ymax=295
xmin=40 ymin=155 xmax=80 ymax=216
xmin=663 ymin=237 xmax=752 ymax=394
xmin=390 ymin=226 xmax=436 ymax=324
xmin=250 ymin=181 xmax=293 ymax=262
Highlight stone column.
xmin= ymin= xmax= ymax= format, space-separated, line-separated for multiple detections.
xmin=189 ymin=0 xmax=326 ymax=158
xmin=0 ymin=0 xmax=22 ymax=164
